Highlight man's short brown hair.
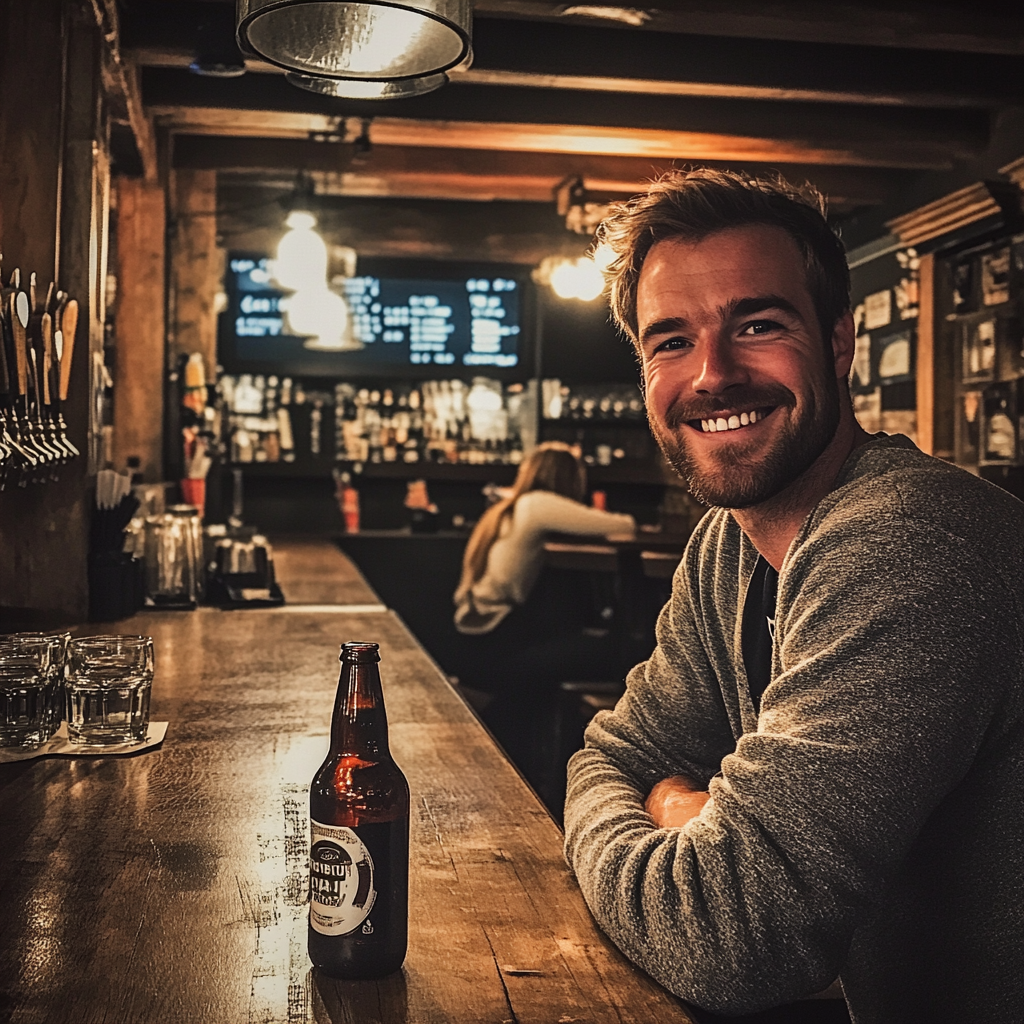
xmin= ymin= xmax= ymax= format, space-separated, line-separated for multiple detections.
xmin=599 ymin=168 xmax=851 ymax=347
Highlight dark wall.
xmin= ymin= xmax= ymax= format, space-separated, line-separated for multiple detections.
xmin=539 ymin=291 xmax=640 ymax=385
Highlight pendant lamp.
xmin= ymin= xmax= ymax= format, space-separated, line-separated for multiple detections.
xmin=286 ymin=70 xmax=447 ymax=99
xmin=236 ymin=0 xmax=471 ymax=81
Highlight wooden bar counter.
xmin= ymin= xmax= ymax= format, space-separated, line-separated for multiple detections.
xmin=0 ymin=542 xmax=695 ymax=1024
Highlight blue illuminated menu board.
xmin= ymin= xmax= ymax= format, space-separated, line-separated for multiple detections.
xmin=226 ymin=256 xmax=522 ymax=372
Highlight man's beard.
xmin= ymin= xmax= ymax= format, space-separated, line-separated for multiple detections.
xmin=649 ymin=375 xmax=840 ymax=509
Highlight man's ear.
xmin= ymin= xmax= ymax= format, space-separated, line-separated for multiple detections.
xmin=831 ymin=310 xmax=856 ymax=380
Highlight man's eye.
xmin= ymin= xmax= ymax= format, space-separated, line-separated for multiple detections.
xmin=653 ymin=337 xmax=692 ymax=353
xmin=740 ymin=319 xmax=784 ymax=336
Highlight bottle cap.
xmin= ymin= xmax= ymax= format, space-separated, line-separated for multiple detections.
xmin=340 ymin=641 xmax=380 ymax=663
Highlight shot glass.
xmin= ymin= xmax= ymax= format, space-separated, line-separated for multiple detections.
xmin=6 ymin=631 xmax=71 ymax=741
xmin=66 ymin=635 xmax=155 ymax=746
xmin=0 ymin=637 xmax=52 ymax=750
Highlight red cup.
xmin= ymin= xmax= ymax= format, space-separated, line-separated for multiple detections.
xmin=180 ymin=477 xmax=206 ymax=517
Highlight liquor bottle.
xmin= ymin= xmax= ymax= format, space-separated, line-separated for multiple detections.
xmin=308 ymin=642 xmax=409 ymax=978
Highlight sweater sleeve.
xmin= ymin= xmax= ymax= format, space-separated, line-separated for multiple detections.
xmin=563 ymin=511 xmax=1020 ymax=1014
xmin=517 ymin=491 xmax=635 ymax=538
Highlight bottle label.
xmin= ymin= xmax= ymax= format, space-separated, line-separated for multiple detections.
xmin=309 ymin=821 xmax=377 ymax=936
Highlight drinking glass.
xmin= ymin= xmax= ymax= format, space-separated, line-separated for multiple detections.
xmin=5 ymin=631 xmax=70 ymax=740
xmin=0 ymin=637 xmax=52 ymax=749
xmin=66 ymin=635 xmax=154 ymax=746
xmin=144 ymin=514 xmax=198 ymax=608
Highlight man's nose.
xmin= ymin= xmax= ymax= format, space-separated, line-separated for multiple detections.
xmin=692 ymin=333 xmax=748 ymax=395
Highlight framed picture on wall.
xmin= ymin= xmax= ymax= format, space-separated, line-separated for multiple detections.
xmin=981 ymin=247 xmax=1011 ymax=306
xmin=979 ymin=380 xmax=1022 ymax=466
xmin=875 ymin=330 xmax=914 ymax=385
xmin=955 ymin=389 xmax=983 ymax=467
xmin=952 ymin=258 xmax=976 ymax=314
xmin=962 ymin=317 xmax=997 ymax=383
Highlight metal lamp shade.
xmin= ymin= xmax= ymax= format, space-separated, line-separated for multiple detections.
xmin=286 ymin=70 xmax=447 ymax=98
xmin=237 ymin=0 xmax=471 ymax=80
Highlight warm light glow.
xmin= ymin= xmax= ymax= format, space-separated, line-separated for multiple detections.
xmin=273 ymin=217 xmax=328 ymax=291
xmin=285 ymin=286 xmax=352 ymax=341
xmin=591 ymin=241 xmax=616 ymax=272
xmin=285 ymin=210 xmax=317 ymax=230
xmin=240 ymin=1 xmax=469 ymax=80
xmin=550 ymin=255 xmax=605 ymax=301
xmin=286 ymin=71 xmax=447 ymax=99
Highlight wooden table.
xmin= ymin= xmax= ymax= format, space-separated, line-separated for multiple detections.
xmin=0 ymin=541 xmax=695 ymax=1024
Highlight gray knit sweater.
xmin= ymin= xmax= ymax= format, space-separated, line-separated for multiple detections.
xmin=564 ymin=435 xmax=1024 ymax=1023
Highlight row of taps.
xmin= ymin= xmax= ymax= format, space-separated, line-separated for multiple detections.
xmin=0 ymin=258 xmax=80 ymax=488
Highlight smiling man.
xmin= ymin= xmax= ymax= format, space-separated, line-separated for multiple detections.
xmin=563 ymin=170 xmax=1024 ymax=1024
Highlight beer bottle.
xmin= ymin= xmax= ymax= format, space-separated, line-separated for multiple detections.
xmin=308 ymin=642 xmax=410 ymax=978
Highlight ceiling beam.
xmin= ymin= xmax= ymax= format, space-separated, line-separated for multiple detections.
xmin=174 ymin=135 xmax=901 ymax=208
xmin=87 ymin=0 xmax=157 ymax=180
xmin=472 ymin=2 xmax=1024 ymax=56
xmin=123 ymin=0 xmax=1024 ymax=56
xmin=127 ymin=15 xmax=1024 ymax=109
xmin=151 ymin=106 xmax=962 ymax=170
xmin=142 ymin=69 xmax=986 ymax=169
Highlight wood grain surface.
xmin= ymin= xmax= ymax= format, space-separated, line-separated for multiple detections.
xmin=271 ymin=539 xmax=380 ymax=607
xmin=0 ymin=543 xmax=694 ymax=1024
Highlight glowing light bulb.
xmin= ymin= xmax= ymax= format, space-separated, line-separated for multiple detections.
xmin=286 ymin=286 xmax=350 ymax=338
xmin=273 ymin=214 xmax=328 ymax=291
xmin=551 ymin=260 xmax=584 ymax=300
xmin=550 ymin=256 xmax=605 ymax=301
xmin=591 ymin=242 xmax=616 ymax=273
xmin=574 ymin=258 xmax=605 ymax=301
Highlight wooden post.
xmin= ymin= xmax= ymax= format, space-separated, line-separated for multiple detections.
xmin=112 ymin=178 xmax=166 ymax=481
xmin=915 ymin=253 xmax=936 ymax=455
xmin=170 ymin=168 xmax=222 ymax=373
xmin=914 ymin=252 xmax=956 ymax=460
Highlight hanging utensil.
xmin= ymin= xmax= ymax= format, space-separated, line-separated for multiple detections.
xmin=41 ymin=312 xmax=71 ymax=463
xmin=12 ymin=289 xmax=51 ymax=481
xmin=57 ymin=297 xmax=80 ymax=461
xmin=0 ymin=286 xmax=37 ymax=485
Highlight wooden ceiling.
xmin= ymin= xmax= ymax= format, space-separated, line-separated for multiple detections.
xmin=119 ymin=0 xmax=1024 ymax=223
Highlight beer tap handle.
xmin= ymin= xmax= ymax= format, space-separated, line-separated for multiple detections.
xmin=60 ymin=299 xmax=78 ymax=403
xmin=10 ymin=292 xmax=29 ymax=397
xmin=41 ymin=313 xmax=53 ymax=406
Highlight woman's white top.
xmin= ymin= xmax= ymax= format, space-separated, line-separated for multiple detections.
xmin=454 ymin=490 xmax=636 ymax=635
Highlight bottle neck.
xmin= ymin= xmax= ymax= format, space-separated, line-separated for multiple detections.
xmin=330 ymin=658 xmax=391 ymax=761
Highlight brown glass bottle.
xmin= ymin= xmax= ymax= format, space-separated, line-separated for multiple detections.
xmin=308 ymin=642 xmax=410 ymax=978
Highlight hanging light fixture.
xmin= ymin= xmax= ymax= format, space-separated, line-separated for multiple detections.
xmin=285 ymin=287 xmax=361 ymax=351
xmin=286 ymin=70 xmax=447 ymax=99
xmin=236 ymin=0 xmax=471 ymax=82
xmin=272 ymin=209 xmax=329 ymax=292
xmin=547 ymin=243 xmax=615 ymax=302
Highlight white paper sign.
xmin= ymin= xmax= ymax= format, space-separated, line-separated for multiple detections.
xmin=864 ymin=289 xmax=892 ymax=331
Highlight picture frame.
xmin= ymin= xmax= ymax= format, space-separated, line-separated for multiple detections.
xmin=961 ymin=317 xmax=997 ymax=383
xmin=978 ymin=380 xmax=1022 ymax=467
xmin=875 ymin=329 xmax=914 ymax=385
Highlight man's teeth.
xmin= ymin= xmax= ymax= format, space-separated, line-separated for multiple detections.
xmin=701 ymin=409 xmax=759 ymax=433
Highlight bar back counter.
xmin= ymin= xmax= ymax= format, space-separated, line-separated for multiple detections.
xmin=0 ymin=541 xmax=694 ymax=1024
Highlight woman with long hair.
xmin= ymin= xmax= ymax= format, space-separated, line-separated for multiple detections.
xmin=453 ymin=443 xmax=635 ymax=779
xmin=455 ymin=441 xmax=635 ymax=634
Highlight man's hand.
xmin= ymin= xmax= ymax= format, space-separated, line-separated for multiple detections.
xmin=645 ymin=775 xmax=711 ymax=828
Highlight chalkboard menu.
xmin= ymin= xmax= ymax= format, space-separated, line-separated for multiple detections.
xmin=220 ymin=254 xmax=529 ymax=378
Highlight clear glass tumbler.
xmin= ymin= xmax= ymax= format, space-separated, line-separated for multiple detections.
xmin=0 ymin=637 xmax=52 ymax=749
xmin=5 ymin=631 xmax=71 ymax=741
xmin=66 ymin=635 xmax=155 ymax=746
